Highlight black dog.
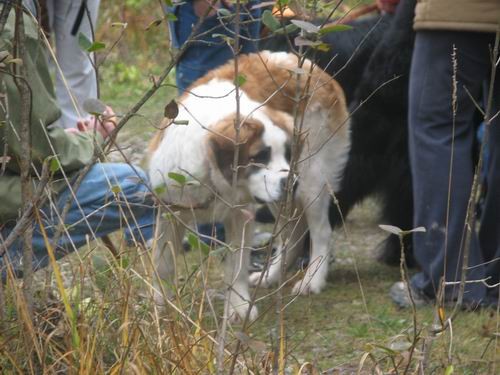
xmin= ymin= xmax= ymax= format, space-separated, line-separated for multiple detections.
xmin=328 ymin=0 xmax=416 ymax=266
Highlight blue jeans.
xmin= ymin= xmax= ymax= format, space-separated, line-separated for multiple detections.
xmin=409 ymin=31 xmax=500 ymax=303
xmin=0 ymin=163 xmax=155 ymax=277
xmin=169 ymin=0 xmax=261 ymax=93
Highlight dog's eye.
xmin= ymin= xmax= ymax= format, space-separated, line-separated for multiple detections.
xmin=251 ymin=147 xmax=271 ymax=165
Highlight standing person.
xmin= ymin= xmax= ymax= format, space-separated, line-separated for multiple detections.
xmin=43 ymin=0 xmax=100 ymax=129
xmin=390 ymin=0 xmax=500 ymax=308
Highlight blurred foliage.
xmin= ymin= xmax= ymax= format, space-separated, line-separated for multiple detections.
xmin=97 ymin=1 xmax=169 ymax=64
xmin=97 ymin=1 xmax=175 ymax=116
xmin=95 ymin=0 xmax=374 ymax=106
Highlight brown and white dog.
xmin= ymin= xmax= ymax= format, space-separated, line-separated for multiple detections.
xmin=148 ymin=51 xmax=350 ymax=322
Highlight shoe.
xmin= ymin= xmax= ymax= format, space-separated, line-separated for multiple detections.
xmin=390 ymin=281 xmax=428 ymax=308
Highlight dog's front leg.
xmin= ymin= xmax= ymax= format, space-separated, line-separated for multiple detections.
xmin=292 ymin=189 xmax=332 ymax=295
xmin=223 ymin=210 xmax=258 ymax=323
xmin=152 ymin=210 xmax=184 ymax=308
xmin=249 ymin=206 xmax=308 ymax=288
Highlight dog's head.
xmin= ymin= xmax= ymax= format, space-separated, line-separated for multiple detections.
xmin=207 ymin=111 xmax=292 ymax=203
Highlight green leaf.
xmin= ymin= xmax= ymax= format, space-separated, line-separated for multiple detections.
xmin=77 ymin=33 xmax=104 ymax=52
xmin=379 ymin=224 xmax=403 ymax=236
xmin=154 ymin=184 xmax=166 ymax=195
xmin=168 ymin=172 xmax=186 ymax=185
xmin=314 ymin=42 xmax=330 ymax=52
xmin=111 ymin=22 xmax=128 ymax=28
xmin=235 ymin=73 xmax=246 ymax=86
xmin=49 ymin=158 xmax=60 ymax=173
xmin=212 ymin=33 xmax=234 ymax=44
xmin=388 ymin=340 xmax=412 ymax=352
xmin=405 ymin=226 xmax=426 ymax=234
xmin=444 ymin=365 xmax=454 ymax=375
xmin=209 ymin=246 xmax=226 ymax=257
xmin=111 ymin=185 xmax=122 ymax=194
xmin=87 ymin=41 xmax=106 ymax=52
xmin=77 ymin=32 xmax=93 ymax=51
xmin=173 ymin=119 xmax=189 ymax=125
xmin=164 ymin=0 xmax=173 ymax=6
xmin=381 ymin=224 xmax=426 ymax=237
xmin=165 ymin=13 xmax=177 ymax=21
xmin=146 ymin=18 xmax=164 ymax=30
xmin=318 ymin=24 xmax=353 ymax=35
xmin=294 ymin=36 xmax=319 ymax=47
xmin=290 ymin=20 xmax=319 ymax=34
xmin=6 ymin=57 xmax=23 ymax=65
xmin=369 ymin=343 xmax=397 ymax=355
xmin=187 ymin=232 xmax=211 ymax=255
xmin=161 ymin=212 xmax=174 ymax=221
xmin=0 ymin=50 xmax=10 ymax=62
xmin=262 ymin=9 xmax=281 ymax=32
xmin=274 ymin=23 xmax=299 ymax=35
xmin=83 ymin=98 xmax=107 ymax=115
xmin=217 ymin=8 xmax=232 ymax=17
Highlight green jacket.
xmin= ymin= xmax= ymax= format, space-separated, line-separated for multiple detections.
xmin=0 ymin=8 xmax=102 ymax=224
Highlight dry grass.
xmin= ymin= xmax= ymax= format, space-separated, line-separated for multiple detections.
xmin=1 ymin=200 xmax=498 ymax=373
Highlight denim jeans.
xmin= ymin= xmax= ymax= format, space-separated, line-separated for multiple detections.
xmin=0 ymin=163 xmax=155 ymax=277
xmin=169 ymin=0 xmax=261 ymax=93
xmin=409 ymin=31 xmax=500 ymax=303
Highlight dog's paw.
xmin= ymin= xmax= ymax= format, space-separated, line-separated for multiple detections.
xmin=292 ymin=274 xmax=326 ymax=295
xmin=228 ymin=303 xmax=258 ymax=324
xmin=249 ymin=271 xmax=277 ymax=288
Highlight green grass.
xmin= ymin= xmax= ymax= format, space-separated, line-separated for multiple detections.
xmin=149 ymin=202 xmax=500 ymax=373
xmin=243 ymin=204 xmax=499 ymax=373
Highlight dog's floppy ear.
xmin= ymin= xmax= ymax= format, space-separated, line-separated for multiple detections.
xmin=207 ymin=116 xmax=264 ymax=182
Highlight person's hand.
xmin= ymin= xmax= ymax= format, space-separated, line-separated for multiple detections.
xmin=75 ymin=106 xmax=117 ymax=140
xmin=376 ymin=0 xmax=400 ymax=14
